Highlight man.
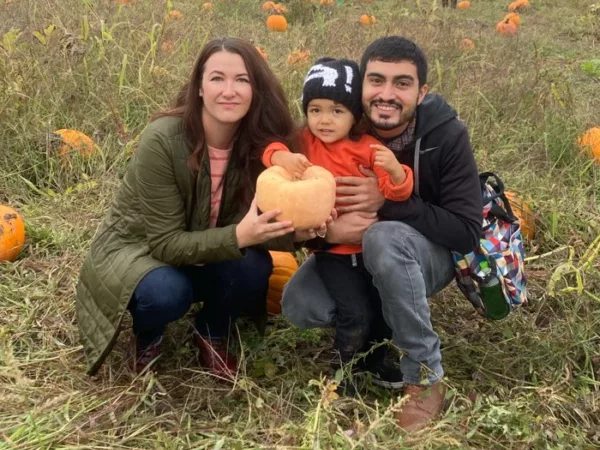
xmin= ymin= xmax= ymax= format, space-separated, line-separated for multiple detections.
xmin=282 ymin=36 xmax=483 ymax=431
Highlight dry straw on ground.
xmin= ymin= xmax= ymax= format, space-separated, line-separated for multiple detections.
xmin=1 ymin=0 xmax=599 ymax=448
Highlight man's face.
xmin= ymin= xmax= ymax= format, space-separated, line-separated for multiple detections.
xmin=361 ymin=60 xmax=428 ymax=138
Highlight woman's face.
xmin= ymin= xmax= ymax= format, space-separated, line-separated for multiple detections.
xmin=200 ymin=51 xmax=253 ymax=126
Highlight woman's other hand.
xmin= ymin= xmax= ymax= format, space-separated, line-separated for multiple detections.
xmin=236 ymin=197 xmax=294 ymax=248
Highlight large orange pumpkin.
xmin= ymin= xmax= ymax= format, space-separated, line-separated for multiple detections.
xmin=0 ymin=205 xmax=25 ymax=262
xmin=457 ymin=1 xmax=470 ymax=10
xmin=578 ymin=127 xmax=600 ymax=163
xmin=266 ymin=14 xmax=288 ymax=31
xmin=256 ymin=165 xmax=336 ymax=230
xmin=53 ymin=129 xmax=95 ymax=163
xmin=505 ymin=191 xmax=535 ymax=241
xmin=267 ymin=251 xmax=299 ymax=314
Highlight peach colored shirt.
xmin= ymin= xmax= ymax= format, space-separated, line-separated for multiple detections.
xmin=207 ymin=145 xmax=232 ymax=228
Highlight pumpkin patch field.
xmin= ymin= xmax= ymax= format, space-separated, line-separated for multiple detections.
xmin=1 ymin=0 xmax=600 ymax=448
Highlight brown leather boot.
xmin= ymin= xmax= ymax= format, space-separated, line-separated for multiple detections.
xmin=396 ymin=382 xmax=447 ymax=432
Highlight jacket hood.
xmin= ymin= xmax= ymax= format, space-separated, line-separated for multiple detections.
xmin=414 ymin=93 xmax=457 ymax=139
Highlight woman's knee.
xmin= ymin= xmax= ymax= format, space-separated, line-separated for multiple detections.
xmin=133 ymin=266 xmax=194 ymax=316
xmin=238 ymin=248 xmax=273 ymax=291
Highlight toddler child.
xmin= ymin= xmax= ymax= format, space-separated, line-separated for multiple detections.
xmin=262 ymin=58 xmax=414 ymax=367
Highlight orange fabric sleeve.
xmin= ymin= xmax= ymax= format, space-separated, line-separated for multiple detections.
xmin=376 ymin=164 xmax=414 ymax=201
xmin=261 ymin=142 xmax=291 ymax=167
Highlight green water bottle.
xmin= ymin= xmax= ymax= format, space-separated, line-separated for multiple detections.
xmin=479 ymin=262 xmax=510 ymax=320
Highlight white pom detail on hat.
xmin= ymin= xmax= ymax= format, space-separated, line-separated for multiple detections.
xmin=304 ymin=64 xmax=339 ymax=88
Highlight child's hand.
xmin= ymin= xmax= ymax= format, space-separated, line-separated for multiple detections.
xmin=271 ymin=151 xmax=312 ymax=179
xmin=371 ymin=144 xmax=407 ymax=185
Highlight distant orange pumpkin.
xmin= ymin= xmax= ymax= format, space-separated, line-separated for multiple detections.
xmin=359 ymin=14 xmax=377 ymax=25
xmin=496 ymin=19 xmax=517 ymax=36
xmin=504 ymin=12 xmax=521 ymax=26
xmin=255 ymin=46 xmax=268 ymax=59
xmin=266 ymin=14 xmax=288 ymax=31
xmin=320 ymin=0 xmax=334 ymax=5
xmin=262 ymin=1 xmax=276 ymax=11
xmin=460 ymin=38 xmax=475 ymax=51
xmin=287 ymin=50 xmax=310 ymax=65
xmin=202 ymin=2 xmax=213 ymax=9
xmin=505 ymin=191 xmax=535 ymax=241
xmin=509 ymin=0 xmax=530 ymax=11
xmin=0 ymin=204 xmax=26 ymax=262
xmin=167 ymin=10 xmax=183 ymax=20
xmin=457 ymin=1 xmax=471 ymax=10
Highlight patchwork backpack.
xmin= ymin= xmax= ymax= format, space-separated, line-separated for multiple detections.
xmin=452 ymin=172 xmax=528 ymax=320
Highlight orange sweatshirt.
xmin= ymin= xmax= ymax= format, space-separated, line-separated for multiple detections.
xmin=262 ymin=128 xmax=414 ymax=255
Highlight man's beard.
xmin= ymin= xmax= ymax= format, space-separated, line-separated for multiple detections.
xmin=367 ymin=100 xmax=416 ymax=131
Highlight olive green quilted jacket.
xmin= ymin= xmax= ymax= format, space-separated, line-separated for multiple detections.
xmin=76 ymin=116 xmax=294 ymax=375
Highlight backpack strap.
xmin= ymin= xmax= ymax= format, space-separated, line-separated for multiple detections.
xmin=479 ymin=172 xmax=517 ymax=222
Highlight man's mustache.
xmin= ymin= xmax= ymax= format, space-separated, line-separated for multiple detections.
xmin=370 ymin=99 xmax=403 ymax=110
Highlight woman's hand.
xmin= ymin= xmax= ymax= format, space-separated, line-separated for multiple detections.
xmin=236 ymin=197 xmax=294 ymax=248
xmin=334 ymin=166 xmax=385 ymax=213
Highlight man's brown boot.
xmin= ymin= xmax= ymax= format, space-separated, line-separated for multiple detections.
xmin=396 ymin=382 xmax=447 ymax=432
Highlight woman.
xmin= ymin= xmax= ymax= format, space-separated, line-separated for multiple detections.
xmin=76 ymin=37 xmax=320 ymax=378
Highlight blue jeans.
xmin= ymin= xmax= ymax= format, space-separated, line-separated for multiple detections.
xmin=282 ymin=221 xmax=454 ymax=385
xmin=128 ymin=248 xmax=272 ymax=344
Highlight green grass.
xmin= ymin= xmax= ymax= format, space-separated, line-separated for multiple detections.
xmin=1 ymin=0 xmax=599 ymax=448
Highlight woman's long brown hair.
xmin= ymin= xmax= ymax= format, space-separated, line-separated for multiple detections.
xmin=152 ymin=36 xmax=299 ymax=209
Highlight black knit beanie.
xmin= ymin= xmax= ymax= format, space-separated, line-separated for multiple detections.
xmin=301 ymin=57 xmax=363 ymax=121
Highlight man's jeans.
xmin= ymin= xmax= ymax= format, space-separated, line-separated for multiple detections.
xmin=282 ymin=221 xmax=454 ymax=385
xmin=128 ymin=248 xmax=272 ymax=344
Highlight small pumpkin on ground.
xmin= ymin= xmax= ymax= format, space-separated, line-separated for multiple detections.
xmin=457 ymin=1 xmax=471 ymax=11
xmin=578 ymin=127 xmax=600 ymax=163
xmin=266 ymin=14 xmax=288 ymax=31
xmin=505 ymin=191 xmax=535 ymax=241
xmin=262 ymin=1 xmax=276 ymax=11
xmin=508 ymin=0 xmax=530 ymax=12
xmin=287 ymin=49 xmax=310 ymax=65
xmin=504 ymin=12 xmax=521 ymax=26
xmin=256 ymin=165 xmax=336 ymax=231
xmin=255 ymin=46 xmax=268 ymax=59
xmin=0 ymin=204 xmax=26 ymax=262
xmin=267 ymin=251 xmax=299 ymax=314
xmin=460 ymin=38 xmax=475 ymax=51
xmin=496 ymin=18 xmax=518 ymax=36
xmin=359 ymin=14 xmax=377 ymax=25
xmin=52 ymin=129 xmax=95 ymax=163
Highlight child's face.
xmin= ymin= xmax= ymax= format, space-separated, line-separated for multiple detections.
xmin=306 ymin=99 xmax=355 ymax=144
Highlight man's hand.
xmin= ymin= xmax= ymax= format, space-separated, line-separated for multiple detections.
xmin=325 ymin=211 xmax=378 ymax=245
xmin=334 ymin=165 xmax=385 ymax=213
